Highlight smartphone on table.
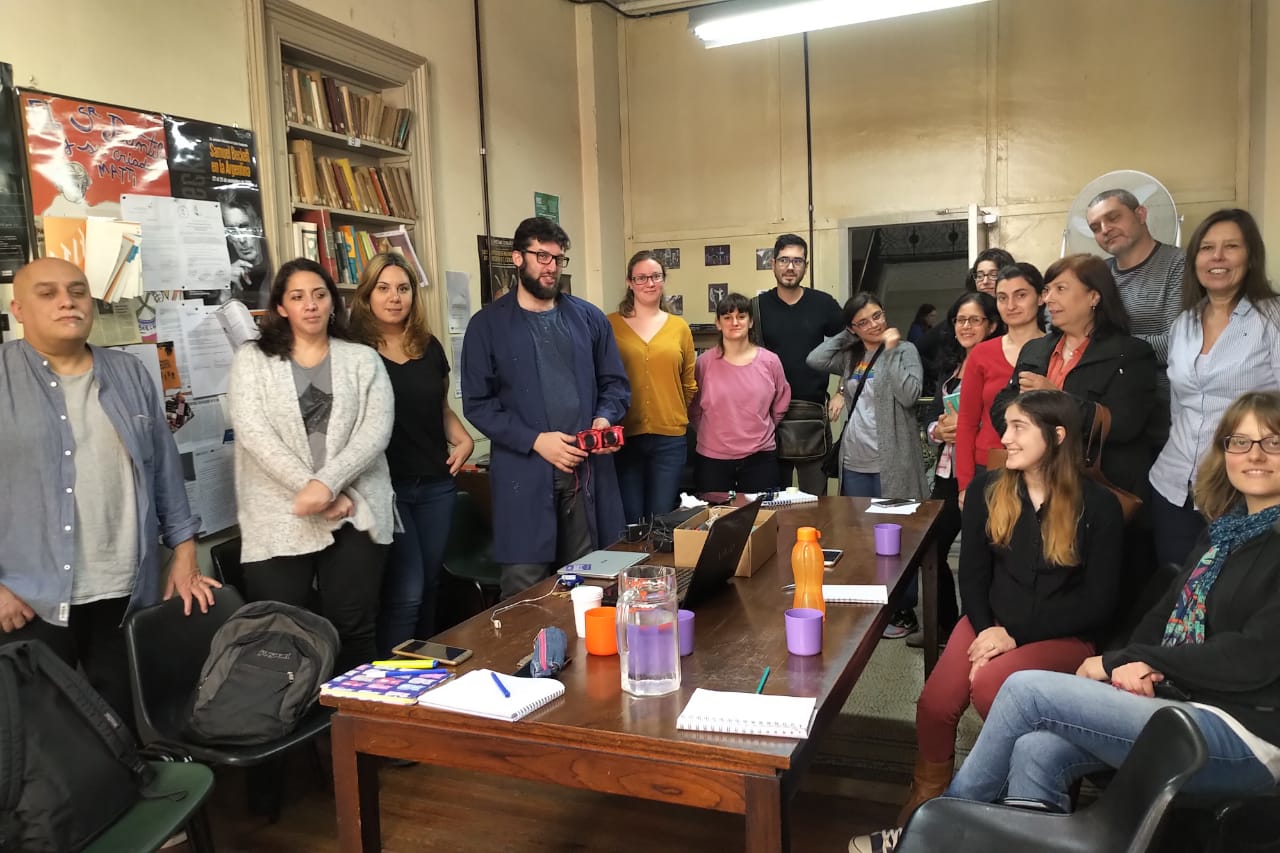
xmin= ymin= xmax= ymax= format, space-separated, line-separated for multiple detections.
xmin=391 ymin=639 xmax=474 ymax=666
xmin=871 ymin=498 xmax=915 ymax=508
xmin=822 ymin=549 xmax=844 ymax=567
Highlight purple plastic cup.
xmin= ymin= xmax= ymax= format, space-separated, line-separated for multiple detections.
xmin=874 ymin=523 xmax=902 ymax=556
xmin=785 ymin=607 xmax=824 ymax=656
xmin=677 ymin=609 xmax=695 ymax=656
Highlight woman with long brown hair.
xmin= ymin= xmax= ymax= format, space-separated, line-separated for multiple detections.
xmin=879 ymin=389 xmax=1125 ymax=836
xmin=349 ymin=252 xmax=473 ymax=654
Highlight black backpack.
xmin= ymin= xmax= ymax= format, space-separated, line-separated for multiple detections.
xmin=184 ymin=600 xmax=339 ymax=746
xmin=0 ymin=640 xmax=153 ymax=852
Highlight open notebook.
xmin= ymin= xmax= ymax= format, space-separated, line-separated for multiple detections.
xmin=417 ymin=669 xmax=564 ymax=722
xmin=676 ymin=688 xmax=816 ymax=739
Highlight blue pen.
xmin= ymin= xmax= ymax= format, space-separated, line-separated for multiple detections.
xmin=490 ymin=671 xmax=511 ymax=698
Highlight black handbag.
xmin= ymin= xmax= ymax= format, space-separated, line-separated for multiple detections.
xmin=776 ymin=400 xmax=830 ymax=462
xmin=822 ymin=344 xmax=882 ymax=478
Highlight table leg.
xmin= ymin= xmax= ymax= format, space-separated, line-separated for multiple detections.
xmin=331 ymin=715 xmax=382 ymax=852
xmin=744 ymin=774 xmax=788 ymax=853
xmin=921 ymin=544 xmax=939 ymax=676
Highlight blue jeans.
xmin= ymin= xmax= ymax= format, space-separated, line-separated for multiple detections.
xmin=377 ymin=476 xmax=457 ymax=656
xmin=840 ymin=469 xmax=882 ymax=498
xmin=615 ymin=432 xmax=688 ymax=523
xmin=946 ymin=670 xmax=1276 ymax=812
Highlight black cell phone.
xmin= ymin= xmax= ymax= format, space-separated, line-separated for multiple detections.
xmin=1153 ymin=681 xmax=1192 ymax=702
xmin=871 ymin=498 xmax=914 ymax=508
xmin=822 ymin=549 xmax=844 ymax=567
xmin=391 ymin=639 xmax=474 ymax=666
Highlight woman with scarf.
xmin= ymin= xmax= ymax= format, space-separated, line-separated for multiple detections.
xmin=849 ymin=390 xmax=1280 ymax=853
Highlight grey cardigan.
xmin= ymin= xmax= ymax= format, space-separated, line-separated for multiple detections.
xmin=229 ymin=339 xmax=395 ymax=563
xmin=806 ymin=330 xmax=927 ymax=499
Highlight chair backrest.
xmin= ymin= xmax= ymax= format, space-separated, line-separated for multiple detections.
xmin=442 ymin=491 xmax=501 ymax=585
xmin=124 ymin=585 xmax=246 ymax=744
xmin=209 ymin=537 xmax=244 ymax=594
xmin=1086 ymin=706 xmax=1209 ymax=853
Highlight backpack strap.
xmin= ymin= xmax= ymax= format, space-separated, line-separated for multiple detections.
xmin=0 ymin=650 xmax=25 ymax=817
xmin=20 ymin=641 xmax=153 ymax=785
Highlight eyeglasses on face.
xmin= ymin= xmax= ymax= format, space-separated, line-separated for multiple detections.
xmin=974 ymin=270 xmax=999 ymax=282
xmin=775 ymin=256 xmax=807 ymax=268
xmin=520 ymin=248 xmax=570 ymax=269
xmin=1223 ymin=434 xmax=1280 ymax=454
xmin=630 ymin=272 xmax=665 ymax=284
xmin=953 ymin=316 xmax=989 ymax=327
xmin=852 ymin=310 xmax=885 ymax=330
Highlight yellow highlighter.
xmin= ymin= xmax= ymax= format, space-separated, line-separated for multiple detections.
xmin=372 ymin=659 xmax=438 ymax=669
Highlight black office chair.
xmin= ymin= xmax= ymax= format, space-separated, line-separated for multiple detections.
xmin=124 ymin=585 xmax=332 ymax=821
xmin=1174 ymin=785 xmax=1280 ymax=853
xmin=209 ymin=535 xmax=244 ymax=594
xmin=442 ymin=490 xmax=503 ymax=612
xmin=896 ymin=706 xmax=1208 ymax=853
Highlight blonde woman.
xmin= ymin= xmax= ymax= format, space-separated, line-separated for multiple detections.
xmin=350 ymin=253 xmax=473 ymax=654
xmin=607 ymin=251 xmax=696 ymax=522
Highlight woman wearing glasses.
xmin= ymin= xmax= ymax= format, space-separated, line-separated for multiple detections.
xmin=1149 ymin=209 xmax=1280 ymax=572
xmin=955 ymin=263 xmax=1046 ymax=505
xmin=807 ymin=294 xmax=928 ymax=636
xmin=349 ymin=253 xmax=474 ymax=654
xmin=853 ymin=391 xmax=1280 ymax=853
xmin=918 ymin=248 xmax=1014 ymax=388
xmin=608 ymin=251 xmax=697 ymax=522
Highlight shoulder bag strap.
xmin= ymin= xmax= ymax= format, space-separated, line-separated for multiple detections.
xmin=751 ymin=295 xmax=763 ymax=343
xmin=1084 ymin=402 xmax=1111 ymax=469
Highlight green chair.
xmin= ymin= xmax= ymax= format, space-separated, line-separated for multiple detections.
xmin=85 ymin=760 xmax=216 ymax=853
xmin=442 ymin=490 xmax=503 ymax=611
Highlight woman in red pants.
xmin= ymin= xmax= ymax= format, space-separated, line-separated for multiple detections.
xmin=898 ymin=389 xmax=1124 ymax=824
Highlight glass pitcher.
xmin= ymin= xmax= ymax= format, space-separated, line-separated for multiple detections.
xmin=615 ymin=564 xmax=681 ymax=697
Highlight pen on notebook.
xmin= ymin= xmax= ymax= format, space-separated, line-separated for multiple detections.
xmin=491 ymin=671 xmax=512 ymax=698
xmin=372 ymin=668 xmax=449 ymax=677
xmin=755 ymin=666 xmax=771 ymax=694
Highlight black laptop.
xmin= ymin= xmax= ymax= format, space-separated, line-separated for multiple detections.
xmin=606 ymin=498 xmax=762 ymax=610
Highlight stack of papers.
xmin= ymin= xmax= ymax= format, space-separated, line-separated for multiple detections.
xmin=865 ymin=501 xmax=920 ymax=515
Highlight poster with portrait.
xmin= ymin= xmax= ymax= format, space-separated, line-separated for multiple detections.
xmin=164 ymin=117 xmax=271 ymax=308
xmin=19 ymin=90 xmax=170 ymax=219
xmin=477 ymin=234 xmax=516 ymax=305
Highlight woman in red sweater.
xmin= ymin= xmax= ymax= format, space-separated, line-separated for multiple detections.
xmin=955 ymin=262 xmax=1045 ymax=505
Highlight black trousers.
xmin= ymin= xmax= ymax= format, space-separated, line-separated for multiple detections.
xmin=694 ymin=450 xmax=782 ymax=494
xmin=930 ymin=475 xmax=962 ymax=633
xmin=502 ymin=468 xmax=595 ymax=599
xmin=243 ymin=525 xmax=388 ymax=675
xmin=0 ymin=595 xmax=133 ymax=728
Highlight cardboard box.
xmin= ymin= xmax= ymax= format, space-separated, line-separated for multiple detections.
xmin=673 ymin=505 xmax=778 ymax=577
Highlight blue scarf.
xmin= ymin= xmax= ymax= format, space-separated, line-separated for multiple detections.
xmin=1161 ymin=505 xmax=1280 ymax=647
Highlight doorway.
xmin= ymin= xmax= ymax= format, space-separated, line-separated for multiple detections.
xmin=847 ymin=219 xmax=969 ymax=335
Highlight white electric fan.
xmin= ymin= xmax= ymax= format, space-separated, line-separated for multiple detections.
xmin=1061 ymin=170 xmax=1182 ymax=257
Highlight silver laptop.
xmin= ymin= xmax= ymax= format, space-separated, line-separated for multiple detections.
xmin=557 ymin=549 xmax=648 ymax=580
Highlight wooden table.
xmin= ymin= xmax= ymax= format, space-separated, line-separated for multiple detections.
xmin=322 ymin=497 xmax=941 ymax=852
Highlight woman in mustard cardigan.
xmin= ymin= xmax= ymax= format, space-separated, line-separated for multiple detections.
xmin=608 ymin=250 xmax=697 ymax=523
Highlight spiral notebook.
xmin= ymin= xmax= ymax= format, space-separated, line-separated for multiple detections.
xmin=417 ymin=669 xmax=564 ymax=721
xmin=676 ymin=688 xmax=816 ymax=739
xmin=822 ymin=584 xmax=889 ymax=604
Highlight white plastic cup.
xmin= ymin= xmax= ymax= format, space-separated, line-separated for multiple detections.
xmin=571 ymin=585 xmax=604 ymax=638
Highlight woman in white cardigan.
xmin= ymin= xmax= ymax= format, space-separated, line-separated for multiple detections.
xmin=229 ymin=258 xmax=394 ymax=673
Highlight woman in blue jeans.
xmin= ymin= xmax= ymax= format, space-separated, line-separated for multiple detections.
xmin=851 ymin=390 xmax=1280 ymax=853
xmin=608 ymin=251 xmax=697 ymax=522
xmin=350 ymin=253 xmax=474 ymax=655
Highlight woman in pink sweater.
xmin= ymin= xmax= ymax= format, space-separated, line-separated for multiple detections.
xmin=955 ymin=262 xmax=1046 ymax=504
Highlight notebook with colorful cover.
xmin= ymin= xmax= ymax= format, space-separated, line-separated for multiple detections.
xmin=321 ymin=664 xmax=452 ymax=705
xmin=676 ymin=688 xmax=816 ymax=739
xmin=417 ymin=669 xmax=565 ymax=722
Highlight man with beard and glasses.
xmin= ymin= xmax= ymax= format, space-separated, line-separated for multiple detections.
xmin=462 ymin=217 xmax=630 ymax=597
xmin=753 ymin=233 xmax=843 ymax=495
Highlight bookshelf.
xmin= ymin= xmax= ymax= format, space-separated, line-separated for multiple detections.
xmin=244 ymin=0 xmax=442 ymax=331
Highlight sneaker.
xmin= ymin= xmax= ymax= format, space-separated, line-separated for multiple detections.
xmin=882 ymin=609 xmax=918 ymax=640
xmin=905 ymin=627 xmax=950 ymax=649
xmin=849 ymin=827 xmax=902 ymax=853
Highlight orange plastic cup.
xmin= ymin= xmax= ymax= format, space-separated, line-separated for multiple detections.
xmin=584 ymin=606 xmax=618 ymax=656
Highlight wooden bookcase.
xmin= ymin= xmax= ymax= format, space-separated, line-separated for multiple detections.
xmin=244 ymin=0 xmax=442 ymax=331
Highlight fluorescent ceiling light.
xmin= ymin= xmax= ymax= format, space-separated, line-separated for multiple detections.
xmin=690 ymin=0 xmax=989 ymax=48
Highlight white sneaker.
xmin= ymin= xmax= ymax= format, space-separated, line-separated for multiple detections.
xmin=848 ymin=827 xmax=902 ymax=853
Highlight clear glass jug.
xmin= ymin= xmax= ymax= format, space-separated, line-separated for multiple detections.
xmin=615 ymin=564 xmax=681 ymax=697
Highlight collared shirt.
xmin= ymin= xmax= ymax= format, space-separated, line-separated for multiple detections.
xmin=1150 ymin=298 xmax=1280 ymax=507
xmin=1046 ymin=335 xmax=1090 ymax=388
xmin=0 ymin=341 xmax=201 ymax=625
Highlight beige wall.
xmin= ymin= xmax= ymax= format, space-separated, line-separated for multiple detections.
xmin=619 ymin=0 xmax=1266 ymax=325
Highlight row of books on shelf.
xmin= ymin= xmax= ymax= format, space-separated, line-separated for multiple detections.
xmin=291 ymin=212 xmax=425 ymax=287
xmin=288 ymin=139 xmax=417 ymax=220
xmin=283 ymin=63 xmax=412 ymax=148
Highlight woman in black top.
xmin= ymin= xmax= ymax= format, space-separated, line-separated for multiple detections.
xmin=350 ymin=253 xmax=474 ymax=653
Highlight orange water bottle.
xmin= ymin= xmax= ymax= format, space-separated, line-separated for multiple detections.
xmin=791 ymin=526 xmax=825 ymax=616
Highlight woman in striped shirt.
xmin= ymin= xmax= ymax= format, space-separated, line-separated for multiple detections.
xmin=1149 ymin=208 xmax=1280 ymax=572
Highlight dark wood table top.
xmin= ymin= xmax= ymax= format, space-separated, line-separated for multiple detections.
xmin=321 ymin=497 xmax=941 ymax=776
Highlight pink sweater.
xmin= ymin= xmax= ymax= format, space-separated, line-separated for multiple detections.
xmin=689 ymin=347 xmax=791 ymax=460
xmin=955 ymin=337 xmax=1015 ymax=491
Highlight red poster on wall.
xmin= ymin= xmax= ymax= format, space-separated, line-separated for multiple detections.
xmin=19 ymin=91 xmax=171 ymax=218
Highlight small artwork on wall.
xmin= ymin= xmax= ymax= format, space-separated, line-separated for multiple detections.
xmin=667 ymin=294 xmax=684 ymax=316
xmin=755 ymin=248 xmax=775 ymax=270
xmin=707 ymin=283 xmax=728 ymax=312
xmin=704 ymin=244 xmax=730 ymax=266
xmin=653 ymin=247 xmax=681 ymax=269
